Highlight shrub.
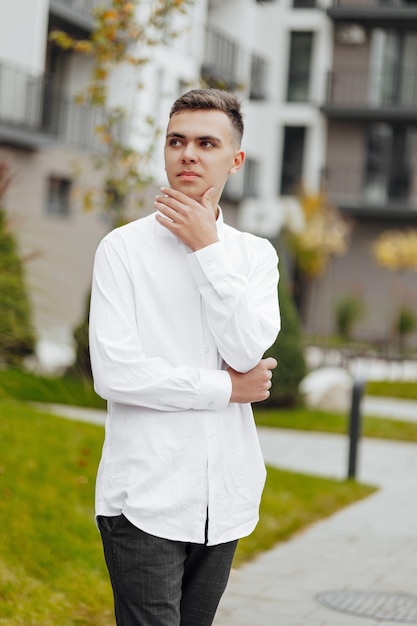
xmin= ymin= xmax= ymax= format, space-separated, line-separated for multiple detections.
xmin=334 ymin=295 xmax=364 ymax=341
xmin=395 ymin=306 xmax=417 ymax=344
xmin=69 ymin=292 xmax=92 ymax=379
xmin=0 ymin=163 xmax=35 ymax=366
xmin=264 ymin=264 xmax=307 ymax=407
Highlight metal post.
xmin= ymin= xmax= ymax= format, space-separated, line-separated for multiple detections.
xmin=347 ymin=378 xmax=365 ymax=480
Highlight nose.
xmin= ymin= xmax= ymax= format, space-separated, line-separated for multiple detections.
xmin=181 ymin=142 xmax=197 ymax=163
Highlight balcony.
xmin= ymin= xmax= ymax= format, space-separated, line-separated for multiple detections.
xmin=0 ymin=62 xmax=107 ymax=151
xmin=322 ymin=70 xmax=417 ymax=121
xmin=324 ymin=165 xmax=417 ymax=219
xmin=49 ymin=0 xmax=106 ymax=33
xmin=201 ymin=26 xmax=240 ymax=90
xmin=328 ymin=0 xmax=417 ymax=28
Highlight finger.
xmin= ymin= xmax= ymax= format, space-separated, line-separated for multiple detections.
xmin=263 ymin=357 xmax=278 ymax=370
xmin=201 ymin=186 xmax=215 ymax=206
xmin=155 ymin=201 xmax=177 ymax=220
xmin=155 ymin=193 xmax=183 ymax=213
xmin=160 ymin=186 xmax=190 ymax=204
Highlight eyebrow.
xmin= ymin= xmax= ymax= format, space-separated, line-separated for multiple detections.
xmin=166 ymin=131 xmax=222 ymax=144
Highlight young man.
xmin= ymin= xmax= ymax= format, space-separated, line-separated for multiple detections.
xmin=89 ymin=88 xmax=280 ymax=626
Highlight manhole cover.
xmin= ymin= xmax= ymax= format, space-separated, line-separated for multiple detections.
xmin=316 ymin=590 xmax=417 ymax=623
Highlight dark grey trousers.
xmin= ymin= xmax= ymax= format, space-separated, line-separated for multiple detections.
xmin=97 ymin=514 xmax=238 ymax=626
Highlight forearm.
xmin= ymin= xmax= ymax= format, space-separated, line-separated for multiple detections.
xmin=90 ymin=341 xmax=232 ymax=411
xmin=187 ymin=239 xmax=280 ymax=372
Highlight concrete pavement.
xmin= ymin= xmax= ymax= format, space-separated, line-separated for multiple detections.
xmin=214 ymin=422 xmax=417 ymax=625
xmin=40 ymin=396 xmax=417 ymax=625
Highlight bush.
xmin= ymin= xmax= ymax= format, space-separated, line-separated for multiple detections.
xmin=0 ymin=164 xmax=35 ymax=366
xmin=395 ymin=306 xmax=417 ymax=345
xmin=334 ymin=295 xmax=364 ymax=341
xmin=264 ymin=264 xmax=307 ymax=407
xmin=69 ymin=292 xmax=92 ymax=379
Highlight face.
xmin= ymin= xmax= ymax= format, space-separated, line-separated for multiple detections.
xmin=164 ymin=109 xmax=245 ymax=208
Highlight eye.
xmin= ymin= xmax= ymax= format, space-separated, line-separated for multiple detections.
xmin=168 ymin=138 xmax=183 ymax=147
xmin=201 ymin=140 xmax=216 ymax=148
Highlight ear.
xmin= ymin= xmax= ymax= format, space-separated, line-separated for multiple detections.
xmin=229 ymin=150 xmax=245 ymax=175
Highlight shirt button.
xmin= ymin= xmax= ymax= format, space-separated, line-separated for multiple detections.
xmin=205 ymin=347 xmax=210 ymax=353
xmin=208 ymin=401 xmax=214 ymax=408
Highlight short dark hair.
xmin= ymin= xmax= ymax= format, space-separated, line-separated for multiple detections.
xmin=169 ymin=88 xmax=244 ymax=146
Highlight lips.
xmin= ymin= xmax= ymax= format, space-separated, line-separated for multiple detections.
xmin=178 ymin=171 xmax=200 ymax=180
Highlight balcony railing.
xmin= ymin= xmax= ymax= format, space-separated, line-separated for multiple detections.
xmin=325 ymin=69 xmax=417 ymax=113
xmin=202 ymin=26 xmax=240 ymax=89
xmin=331 ymin=0 xmax=417 ymax=7
xmin=324 ymin=166 xmax=417 ymax=213
xmin=49 ymin=0 xmax=110 ymax=31
xmin=0 ymin=62 xmax=123 ymax=151
xmin=328 ymin=0 xmax=417 ymax=25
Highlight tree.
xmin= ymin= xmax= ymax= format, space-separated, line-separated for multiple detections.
xmin=373 ymin=228 xmax=417 ymax=346
xmin=0 ymin=162 xmax=35 ymax=367
xmin=285 ymin=187 xmax=352 ymax=322
xmin=50 ymin=0 xmax=194 ymax=376
xmin=50 ymin=0 xmax=194 ymax=227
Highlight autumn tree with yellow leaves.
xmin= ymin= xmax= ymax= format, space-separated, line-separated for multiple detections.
xmin=373 ymin=229 xmax=417 ymax=345
xmin=50 ymin=0 xmax=194 ymax=226
xmin=373 ymin=229 xmax=417 ymax=272
xmin=284 ymin=187 xmax=352 ymax=327
xmin=286 ymin=187 xmax=351 ymax=279
xmin=52 ymin=0 xmax=194 ymax=375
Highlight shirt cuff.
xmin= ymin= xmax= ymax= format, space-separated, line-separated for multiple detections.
xmin=192 ymin=369 xmax=232 ymax=411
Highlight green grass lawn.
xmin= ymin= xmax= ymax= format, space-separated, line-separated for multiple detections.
xmin=1 ymin=368 xmax=416 ymax=443
xmin=254 ymin=406 xmax=417 ymax=443
xmin=366 ymin=379 xmax=417 ymax=400
xmin=0 ymin=368 xmax=106 ymax=409
xmin=2 ymin=367 xmax=417 ymax=407
xmin=0 ymin=399 xmax=376 ymax=625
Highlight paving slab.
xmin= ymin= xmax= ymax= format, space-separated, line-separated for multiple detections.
xmin=214 ymin=426 xmax=417 ymax=626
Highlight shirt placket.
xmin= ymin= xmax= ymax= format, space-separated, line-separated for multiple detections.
xmin=200 ymin=292 xmax=222 ymax=543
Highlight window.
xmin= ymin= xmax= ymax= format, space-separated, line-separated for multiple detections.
xmin=293 ymin=0 xmax=316 ymax=7
xmin=243 ymin=157 xmax=260 ymax=198
xmin=369 ymin=30 xmax=417 ymax=107
xmin=363 ymin=123 xmax=417 ymax=204
xmin=280 ymin=126 xmax=306 ymax=195
xmin=250 ymin=53 xmax=268 ymax=100
xmin=287 ymin=32 xmax=313 ymax=102
xmin=46 ymin=177 xmax=71 ymax=216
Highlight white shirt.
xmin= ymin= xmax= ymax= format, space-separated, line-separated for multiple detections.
xmin=89 ymin=210 xmax=280 ymax=546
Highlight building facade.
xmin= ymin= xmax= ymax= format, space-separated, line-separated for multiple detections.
xmin=0 ymin=0 xmax=206 ymax=368
xmin=1 ymin=0 xmax=335 ymax=368
xmin=314 ymin=0 xmax=417 ymax=343
xmin=0 ymin=0 xmax=110 ymax=367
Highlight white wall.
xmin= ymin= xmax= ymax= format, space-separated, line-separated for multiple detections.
xmin=203 ymin=0 xmax=333 ymax=237
xmin=0 ymin=0 xmax=49 ymax=73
